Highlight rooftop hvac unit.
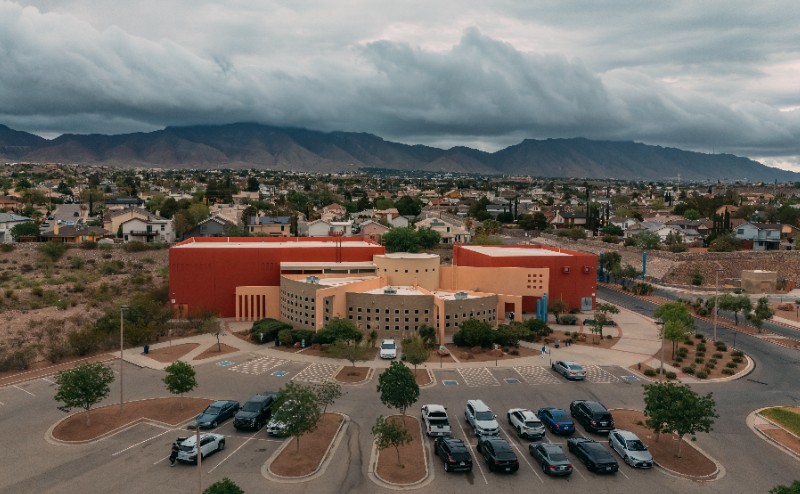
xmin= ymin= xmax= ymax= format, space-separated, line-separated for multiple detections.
xmin=306 ymin=275 xmax=319 ymax=284
xmin=454 ymin=291 xmax=468 ymax=300
xmin=384 ymin=287 xmax=397 ymax=294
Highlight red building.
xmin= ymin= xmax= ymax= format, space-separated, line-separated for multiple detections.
xmin=452 ymin=244 xmax=597 ymax=312
xmin=169 ymin=237 xmax=384 ymax=317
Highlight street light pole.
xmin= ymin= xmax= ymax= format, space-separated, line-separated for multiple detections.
xmin=656 ymin=319 xmax=665 ymax=380
xmin=713 ymin=268 xmax=722 ymax=342
xmin=120 ymin=305 xmax=128 ymax=409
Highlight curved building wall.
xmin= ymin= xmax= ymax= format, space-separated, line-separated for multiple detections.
xmin=346 ymin=292 xmax=434 ymax=337
xmin=374 ymin=253 xmax=440 ymax=290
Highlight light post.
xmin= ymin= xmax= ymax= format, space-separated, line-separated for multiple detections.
xmin=713 ymin=268 xmax=723 ymax=342
xmin=119 ymin=305 xmax=128 ymax=409
xmin=656 ymin=319 xmax=665 ymax=380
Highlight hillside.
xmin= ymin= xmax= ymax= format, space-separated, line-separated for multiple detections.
xmin=0 ymin=122 xmax=796 ymax=181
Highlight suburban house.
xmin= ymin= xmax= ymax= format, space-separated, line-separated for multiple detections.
xmin=550 ymin=210 xmax=587 ymax=229
xmin=358 ymin=220 xmax=390 ymax=243
xmin=248 ymin=216 xmax=292 ymax=237
xmin=320 ymin=203 xmax=347 ymax=221
xmin=735 ymin=222 xmax=781 ymax=250
xmin=0 ymin=213 xmax=32 ymax=243
xmin=40 ymin=224 xmax=109 ymax=243
xmin=302 ymin=219 xmax=354 ymax=237
xmin=415 ymin=216 xmax=471 ymax=244
xmin=0 ymin=196 xmax=21 ymax=211
xmin=105 ymin=208 xmax=174 ymax=243
xmin=185 ymin=215 xmax=236 ymax=238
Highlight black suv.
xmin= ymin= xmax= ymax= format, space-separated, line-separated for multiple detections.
xmin=477 ymin=436 xmax=519 ymax=473
xmin=434 ymin=437 xmax=473 ymax=473
xmin=569 ymin=400 xmax=614 ymax=433
xmin=567 ymin=437 xmax=619 ymax=474
xmin=233 ymin=392 xmax=277 ymax=430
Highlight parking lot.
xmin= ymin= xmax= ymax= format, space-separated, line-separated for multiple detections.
xmin=1 ymin=348 xmax=797 ymax=494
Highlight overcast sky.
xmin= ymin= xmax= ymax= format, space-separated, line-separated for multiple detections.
xmin=2 ymin=1 xmax=799 ymax=170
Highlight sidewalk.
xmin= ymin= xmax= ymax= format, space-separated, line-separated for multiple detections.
xmin=122 ymin=302 xmax=665 ymax=373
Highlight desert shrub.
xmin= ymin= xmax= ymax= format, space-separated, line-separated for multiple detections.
xmin=43 ymin=337 xmax=70 ymax=363
xmin=0 ymin=244 xmax=14 ymax=253
xmin=696 ymin=351 xmax=705 ymax=357
xmin=5 ymin=289 xmax=14 ymax=299
xmin=631 ymin=282 xmax=654 ymax=295
xmin=678 ymin=347 xmax=689 ymax=356
xmin=715 ymin=341 xmax=728 ymax=352
xmin=721 ymin=368 xmax=735 ymax=375
xmin=731 ymin=350 xmax=744 ymax=357
xmin=694 ymin=357 xmax=704 ymax=364
xmin=725 ymin=362 xmax=738 ymax=369
xmin=20 ymin=263 xmax=34 ymax=273
xmin=453 ymin=319 xmax=495 ymax=348
xmin=643 ymin=369 xmax=657 ymax=377
xmin=665 ymin=371 xmax=677 ymax=379
xmin=102 ymin=252 xmax=113 ymax=259
xmin=56 ymin=298 xmax=70 ymax=311
xmin=80 ymin=241 xmax=98 ymax=250
xmin=39 ymin=241 xmax=69 ymax=261
xmin=510 ymin=349 xmax=519 ymax=356
xmin=122 ymin=241 xmax=149 ymax=253
xmin=67 ymin=328 xmax=103 ymax=356
xmin=69 ymin=257 xmax=85 ymax=269
xmin=31 ymin=286 xmax=44 ymax=297
xmin=682 ymin=366 xmax=695 ymax=375
xmin=705 ymin=362 xmax=716 ymax=370
xmin=696 ymin=343 xmax=706 ymax=351
xmin=732 ymin=356 xmax=743 ymax=363
xmin=712 ymin=352 xmax=723 ymax=359
xmin=683 ymin=339 xmax=694 ymax=346
xmin=0 ymin=344 xmax=37 ymax=371
xmin=673 ymin=356 xmax=684 ymax=363
xmin=559 ymin=314 xmax=577 ymax=325
xmin=99 ymin=260 xmax=125 ymax=274
xmin=696 ymin=370 xmax=708 ymax=379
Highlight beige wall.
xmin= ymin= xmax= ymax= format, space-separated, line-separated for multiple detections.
xmin=235 ymin=286 xmax=280 ymax=321
xmin=346 ymin=292 xmax=435 ymax=339
xmin=374 ymin=254 xmax=440 ymax=290
xmin=313 ymin=277 xmax=387 ymax=330
xmin=441 ymin=294 xmax=498 ymax=336
xmin=440 ymin=265 xmax=549 ymax=297
xmin=741 ymin=270 xmax=777 ymax=293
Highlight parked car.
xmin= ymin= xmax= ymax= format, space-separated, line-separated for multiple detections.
xmin=174 ymin=433 xmax=225 ymax=464
xmin=608 ymin=429 xmax=654 ymax=468
xmin=551 ymin=360 xmax=586 ymax=380
xmin=569 ymin=400 xmax=615 ymax=433
xmin=421 ymin=404 xmax=451 ymax=437
xmin=194 ymin=400 xmax=240 ymax=429
xmin=529 ymin=441 xmax=573 ymax=477
xmin=233 ymin=392 xmax=277 ymax=431
xmin=507 ymin=408 xmax=546 ymax=440
xmin=434 ymin=436 xmax=473 ymax=473
xmin=536 ymin=407 xmax=575 ymax=436
xmin=380 ymin=339 xmax=397 ymax=359
xmin=477 ymin=436 xmax=519 ymax=473
xmin=567 ymin=437 xmax=619 ymax=474
xmin=465 ymin=399 xmax=500 ymax=436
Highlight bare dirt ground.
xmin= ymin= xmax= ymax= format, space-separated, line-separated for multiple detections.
xmin=335 ymin=366 xmax=370 ymax=383
xmin=193 ymin=342 xmax=239 ymax=361
xmin=146 ymin=343 xmax=199 ymax=363
xmin=611 ymin=409 xmax=717 ymax=478
xmin=444 ymin=343 xmax=539 ymax=362
xmin=374 ymin=415 xmax=426 ymax=484
xmin=551 ymin=328 xmax=620 ymax=349
xmin=52 ymin=397 xmax=212 ymax=442
xmin=269 ymin=413 xmax=343 ymax=477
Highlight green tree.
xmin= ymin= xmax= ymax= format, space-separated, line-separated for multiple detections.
xmin=401 ymin=336 xmax=430 ymax=377
xmin=643 ymin=382 xmax=717 ymax=456
xmin=590 ymin=303 xmax=620 ymax=341
xmin=416 ymin=227 xmax=441 ymax=249
xmin=395 ymin=195 xmax=422 ymax=217
xmin=417 ymin=325 xmax=437 ymax=348
xmin=371 ymin=415 xmax=412 ymax=466
xmin=708 ymin=233 xmax=741 ymax=252
xmin=718 ymin=294 xmax=752 ymax=325
xmin=383 ymin=227 xmax=419 ymax=253
xmin=313 ymin=380 xmax=343 ymax=415
xmin=601 ymin=224 xmax=624 ymax=236
xmin=683 ymin=208 xmax=701 ymax=220
xmin=747 ymin=297 xmax=774 ymax=332
xmin=376 ymin=361 xmax=419 ymax=417
xmin=630 ymin=231 xmax=661 ymax=249
xmin=273 ymin=382 xmax=321 ymax=451
xmin=203 ymin=478 xmax=244 ymax=494
xmin=162 ymin=360 xmax=197 ymax=409
xmin=327 ymin=339 xmax=370 ymax=367
xmin=54 ymin=362 xmax=115 ymax=425
xmin=770 ymin=480 xmax=800 ymax=494
xmin=452 ymin=318 xmax=495 ymax=348
xmin=9 ymin=222 xmax=40 ymax=240
xmin=599 ymin=252 xmax=622 ymax=281
xmin=315 ymin=317 xmax=363 ymax=344
xmin=654 ymin=301 xmax=695 ymax=358
xmin=548 ymin=298 xmax=569 ymax=324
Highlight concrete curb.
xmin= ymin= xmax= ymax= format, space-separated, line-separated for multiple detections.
xmin=681 ymin=354 xmax=756 ymax=384
xmin=417 ymin=369 xmax=436 ymax=389
xmin=334 ymin=367 xmax=374 ymax=386
xmin=746 ymin=408 xmax=800 ymax=462
xmin=262 ymin=412 xmax=349 ymax=483
xmin=610 ymin=408 xmax=725 ymax=482
xmin=45 ymin=397 xmax=210 ymax=446
xmin=368 ymin=415 xmax=433 ymax=491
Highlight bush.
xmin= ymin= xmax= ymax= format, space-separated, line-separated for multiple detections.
xmin=696 ymin=370 xmax=708 ymax=379
xmin=69 ymin=257 xmax=85 ymax=269
xmin=453 ymin=319 xmax=495 ymax=348
xmin=673 ymin=356 xmax=684 ymax=363
xmin=665 ymin=371 xmax=677 ymax=380
xmin=643 ymin=368 xmax=657 ymax=377
xmin=494 ymin=324 xmax=528 ymax=347
xmin=290 ymin=329 xmax=314 ymax=346
xmin=694 ymin=357 xmax=704 ymax=364
xmin=696 ymin=343 xmax=706 ymax=351
xmin=0 ymin=244 xmax=14 ymax=253
xmin=278 ymin=329 xmax=294 ymax=346
xmin=705 ymin=362 xmax=716 ymax=370
xmin=122 ymin=241 xmax=149 ymax=253
xmin=99 ymin=260 xmax=125 ymax=274
xmin=721 ymin=368 xmax=735 ymax=375
xmin=684 ymin=339 xmax=694 ymax=346
xmin=696 ymin=350 xmax=705 ymax=357
xmin=715 ymin=342 xmax=728 ymax=352
xmin=522 ymin=319 xmax=552 ymax=342
xmin=678 ymin=347 xmax=689 ymax=355
xmin=0 ymin=344 xmax=37 ymax=371
xmin=250 ymin=318 xmax=292 ymax=344
xmin=39 ymin=241 xmax=69 ymax=261
xmin=80 ymin=241 xmax=98 ymax=250
xmin=712 ymin=352 xmax=723 ymax=359
xmin=725 ymin=362 xmax=738 ymax=369
xmin=559 ymin=314 xmax=577 ymax=325
xmin=732 ymin=356 xmax=743 ymax=364
xmin=682 ymin=366 xmax=695 ymax=375
xmin=731 ymin=350 xmax=744 ymax=357
xmin=314 ymin=318 xmax=362 ymax=344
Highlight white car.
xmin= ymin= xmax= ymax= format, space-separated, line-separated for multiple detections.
xmin=465 ymin=399 xmax=499 ymax=436
xmin=421 ymin=404 xmax=451 ymax=437
xmin=551 ymin=360 xmax=586 ymax=380
xmin=380 ymin=339 xmax=397 ymax=359
xmin=608 ymin=429 xmax=653 ymax=468
xmin=507 ymin=408 xmax=546 ymax=440
xmin=174 ymin=433 xmax=225 ymax=464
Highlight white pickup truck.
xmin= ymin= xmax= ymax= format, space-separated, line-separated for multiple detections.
xmin=421 ymin=404 xmax=451 ymax=437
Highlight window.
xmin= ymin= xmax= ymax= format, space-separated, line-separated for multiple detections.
xmin=737 ymin=228 xmax=745 ymax=235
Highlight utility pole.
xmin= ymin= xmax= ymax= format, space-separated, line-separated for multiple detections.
xmin=119 ymin=305 xmax=128 ymax=409
xmin=713 ymin=267 xmax=723 ymax=342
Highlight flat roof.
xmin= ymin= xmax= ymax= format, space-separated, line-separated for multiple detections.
xmin=316 ymin=276 xmax=379 ymax=287
xmin=175 ymin=240 xmax=378 ymax=249
xmin=281 ymin=262 xmax=376 ymax=269
xmin=364 ymin=286 xmax=427 ymax=296
xmin=461 ymin=245 xmax=569 ymax=257
xmin=431 ymin=290 xmax=488 ymax=300
xmin=377 ymin=252 xmax=439 ymax=259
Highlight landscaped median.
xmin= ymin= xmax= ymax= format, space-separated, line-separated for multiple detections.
xmin=751 ymin=406 xmax=800 ymax=459
xmin=266 ymin=413 xmax=348 ymax=481
xmin=369 ymin=415 xmax=428 ymax=488
xmin=612 ymin=409 xmax=722 ymax=480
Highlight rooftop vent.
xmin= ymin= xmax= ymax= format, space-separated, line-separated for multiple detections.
xmin=383 ymin=287 xmax=397 ymax=295
xmin=306 ymin=276 xmax=320 ymax=284
xmin=454 ymin=291 xmax=468 ymax=300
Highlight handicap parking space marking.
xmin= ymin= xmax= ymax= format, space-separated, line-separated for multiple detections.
xmin=513 ymin=366 xmax=562 ymax=385
xmin=457 ymin=367 xmax=500 ymax=387
xmin=216 ymin=360 xmax=234 ymax=367
xmin=228 ymin=357 xmax=287 ymax=376
xmin=292 ymin=362 xmax=340 ymax=383
xmin=583 ymin=365 xmax=620 ymax=383
xmin=272 ymin=370 xmax=289 ymax=377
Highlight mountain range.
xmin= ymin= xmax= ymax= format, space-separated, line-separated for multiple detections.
xmin=0 ymin=122 xmax=796 ymax=182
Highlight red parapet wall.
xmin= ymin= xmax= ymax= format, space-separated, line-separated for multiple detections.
xmin=453 ymin=244 xmax=597 ymax=311
xmin=169 ymin=236 xmax=385 ymax=318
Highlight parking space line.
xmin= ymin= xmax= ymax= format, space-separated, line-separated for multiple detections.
xmin=208 ymin=434 xmax=255 ymax=474
xmin=618 ymin=467 xmax=630 ymax=479
xmin=13 ymin=385 xmax=34 ymax=396
xmin=454 ymin=419 xmax=488 ymax=484
xmin=153 ymin=455 xmax=170 ymax=465
xmin=499 ymin=428 xmax=543 ymax=483
xmin=41 ymin=378 xmax=55 ymax=384
xmin=542 ymin=435 xmax=586 ymax=480
xmin=0 ymin=400 xmax=5 ymax=406
xmin=112 ymin=429 xmax=171 ymax=456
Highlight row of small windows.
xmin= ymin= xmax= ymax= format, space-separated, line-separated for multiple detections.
xmin=444 ymin=309 xmax=493 ymax=320
xmin=381 ymin=268 xmax=436 ymax=273
xmin=349 ymin=316 xmax=431 ymax=324
xmin=445 ymin=315 xmax=496 ymax=328
xmin=349 ymin=307 xmax=430 ymax=315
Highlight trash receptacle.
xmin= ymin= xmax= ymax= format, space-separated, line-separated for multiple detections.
xmin=554 ymin=339 xmax=560 ymax=349
xmin=301 ymin=339 xmax=306 ymax=348
xmin=143 ymin=345 xmax=149 ymax=354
